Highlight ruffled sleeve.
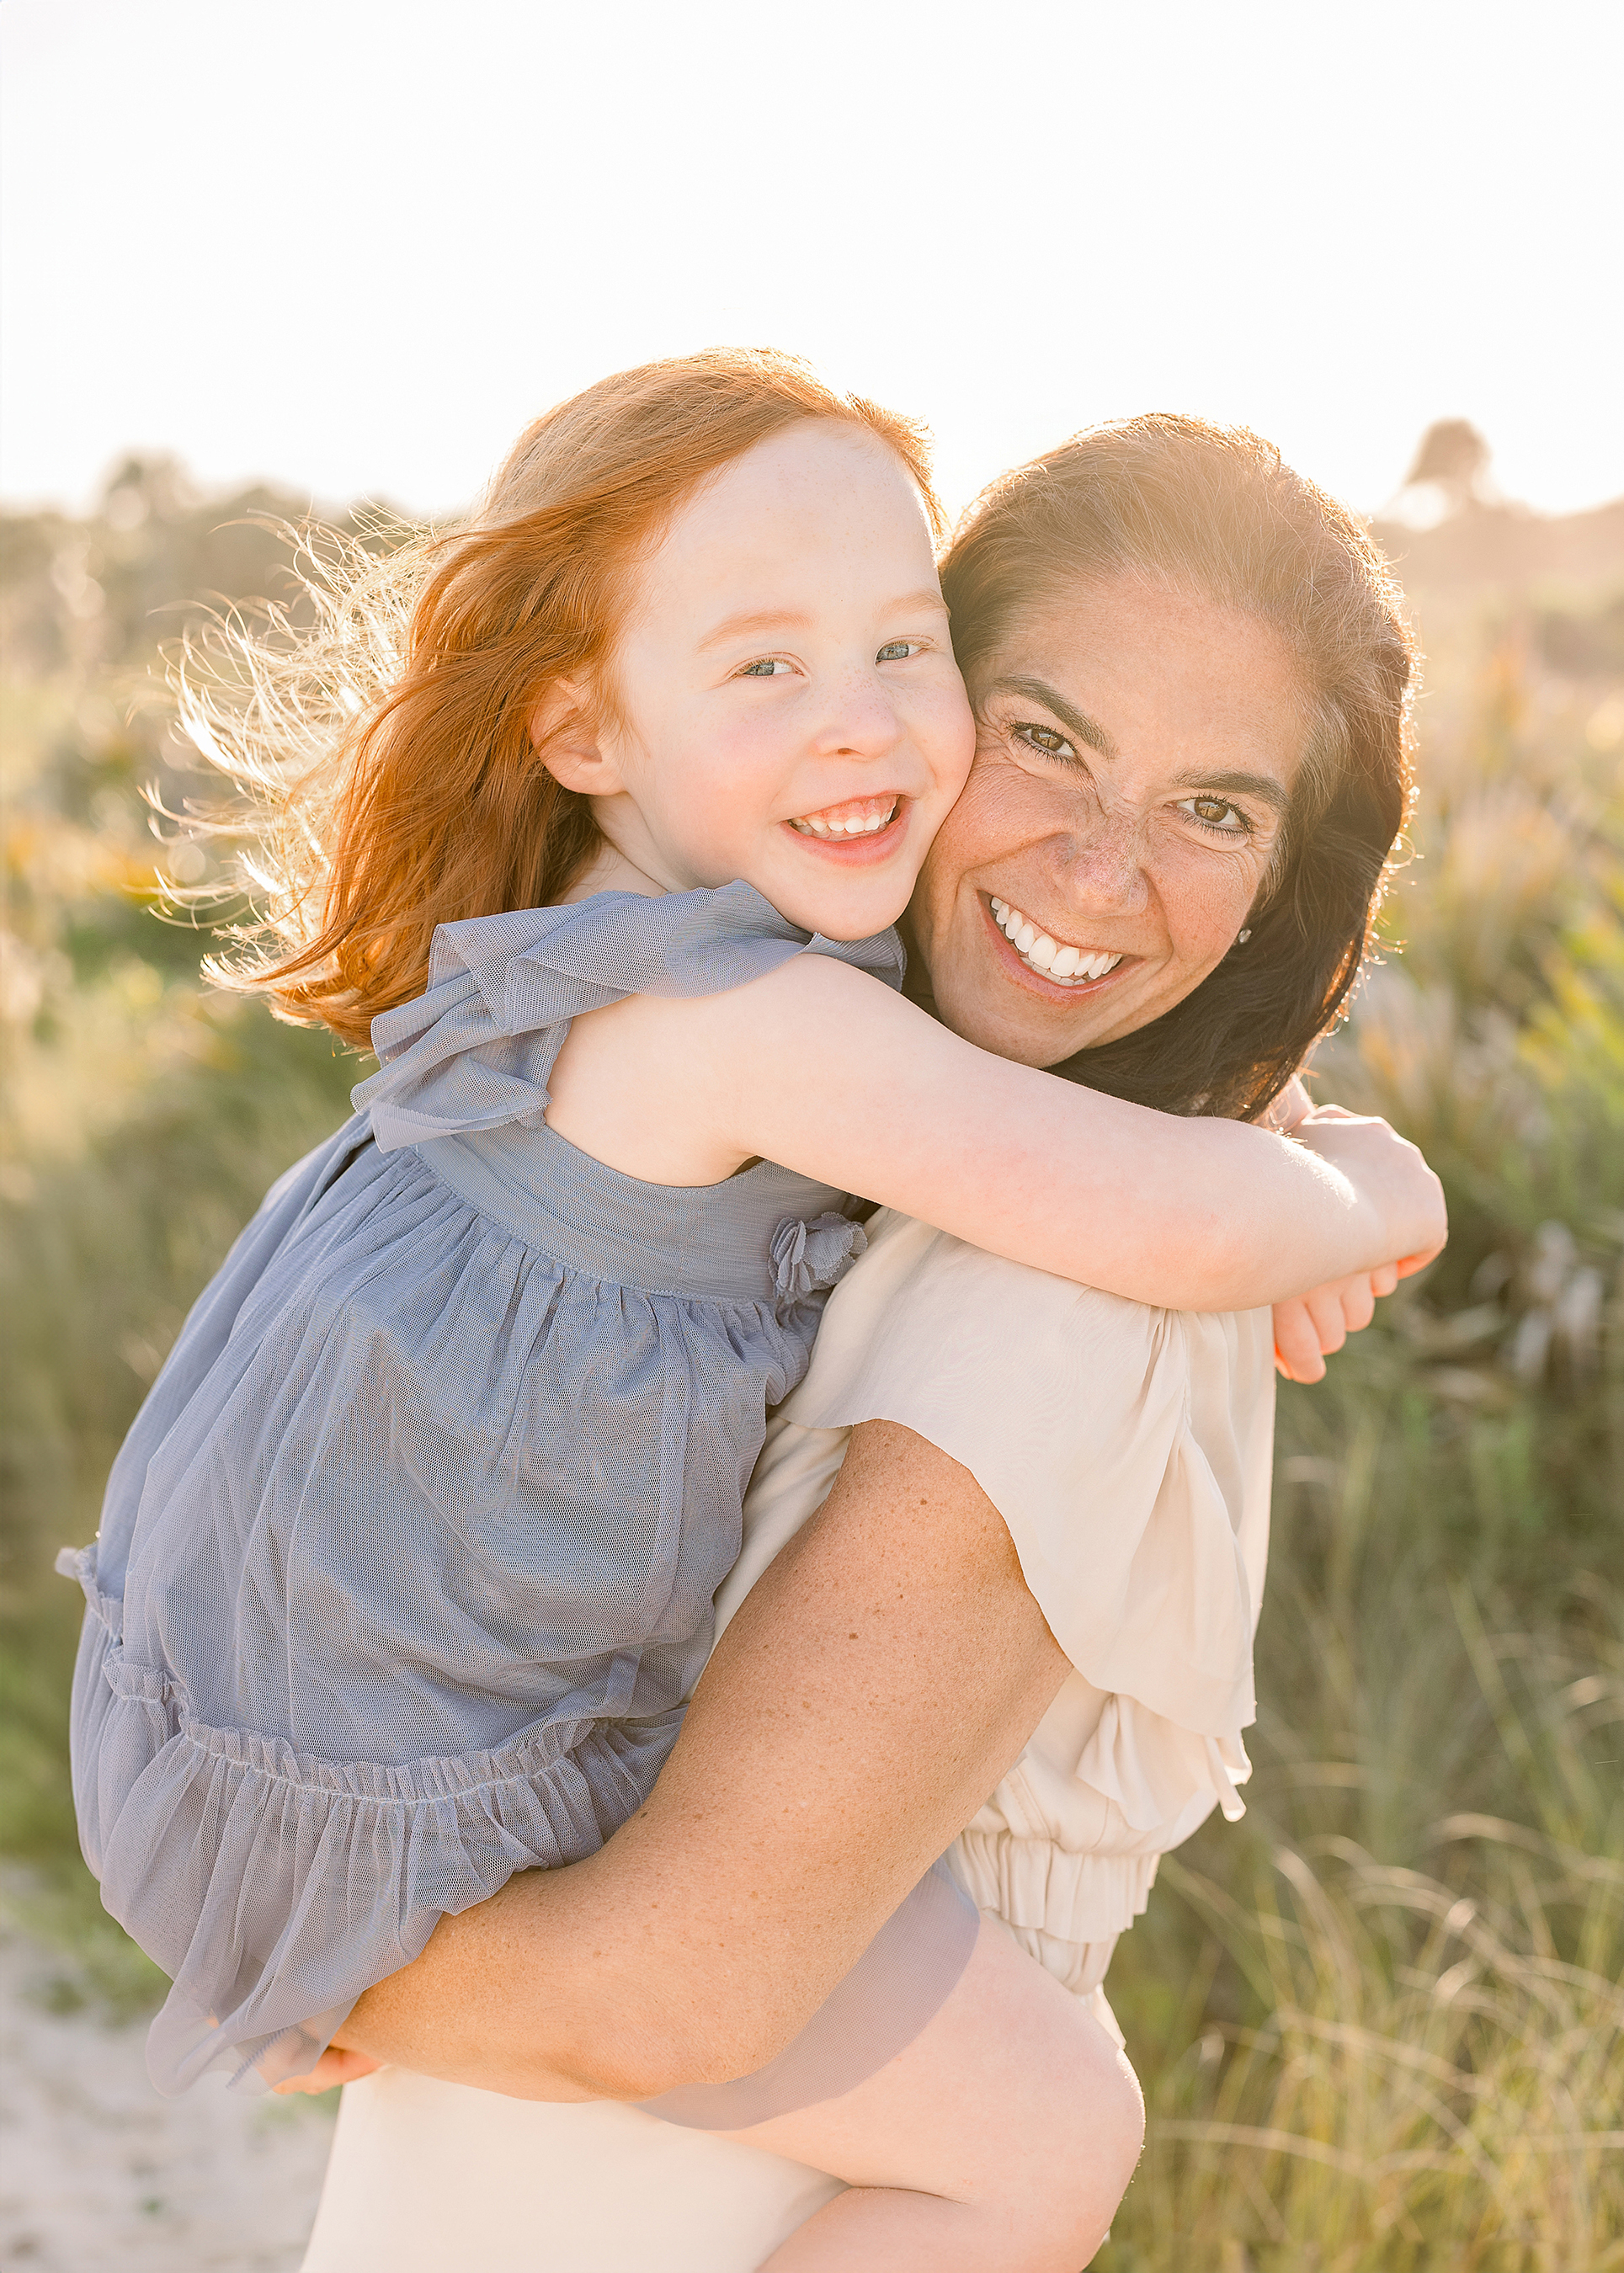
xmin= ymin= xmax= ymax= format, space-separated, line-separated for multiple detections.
xmin=354 ymin=882 xmax=905 ymax=1152
xmin=778 ymin=1211 xmax=1275 ymax=1740
xmin=764 ymin=1211 xmax=1276 ymax=1980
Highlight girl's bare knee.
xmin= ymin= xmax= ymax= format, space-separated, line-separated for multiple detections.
xmin=1025 ymin=2026 xmax=1144 ymax=2258
xmin=1093 ymin=2043 xmax=1146 ymax=2196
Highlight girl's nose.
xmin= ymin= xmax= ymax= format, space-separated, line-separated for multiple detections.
xmin=812 ymin=669 xmax=903 ymax=760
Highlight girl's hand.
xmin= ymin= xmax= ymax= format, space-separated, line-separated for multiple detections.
xmin=1286 ymin=1109 xmax=1447 ymax=1281
xmin=1272 ymin=1247 xmax=1438 ymax=1380
xmin=1261 ymin=1080 xmax=1376 ymax=1372
xmin=1258 ymin=1075 xmax=1314 ymax=1133
xmin=1272 ymin=1262 xmax=1400 ymax=1381
xmin=271 ymin=2045 xmax=383 ymax=2096
xmin=1263 ymin=1089 xmax=1443 ymax=1375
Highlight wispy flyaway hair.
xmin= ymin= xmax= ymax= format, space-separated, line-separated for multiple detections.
xmin=176 ymin=349 xmax=940 ymax=1050
xmin=940 ymin=414 xmax=1418 ymax=1120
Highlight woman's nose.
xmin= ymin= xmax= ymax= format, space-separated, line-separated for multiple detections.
xmin=1061 ymin=821 xmax=1152 ymax=915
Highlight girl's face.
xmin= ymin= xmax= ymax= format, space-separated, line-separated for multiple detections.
xmin=540 ymin=420 xmax=974 ymax=941
xmin=907 ymin=577 xmax=1307 ymax=1065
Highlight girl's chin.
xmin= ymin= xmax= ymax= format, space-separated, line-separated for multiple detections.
xmin=762 ymin=875 xmax=914 ymax=942
xmin=764 ymin=830 xmax=925 ymax=934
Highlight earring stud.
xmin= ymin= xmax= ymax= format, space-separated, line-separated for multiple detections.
xmin=1236 ymin=927 xmax=1252 ymax=945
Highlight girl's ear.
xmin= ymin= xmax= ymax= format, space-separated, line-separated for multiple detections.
xmin=530 ymin=682 xmax=625 ymax=797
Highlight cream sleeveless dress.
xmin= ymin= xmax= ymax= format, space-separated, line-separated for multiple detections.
xmin=300 ymin=1211 xmax=1275 ymax=2271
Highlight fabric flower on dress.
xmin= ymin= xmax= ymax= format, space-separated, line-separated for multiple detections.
xmin=771 ymin=1213 xmax=869 ymax=1305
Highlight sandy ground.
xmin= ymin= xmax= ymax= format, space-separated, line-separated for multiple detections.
xmin=0 ymin=1924 xmax=333 ymax=2272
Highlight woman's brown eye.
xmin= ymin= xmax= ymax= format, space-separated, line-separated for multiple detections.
xmin=1179 ymin=794 xmax=1249 ymax=833
xmin=1014 ymin=723 xmax=1076 ymax=760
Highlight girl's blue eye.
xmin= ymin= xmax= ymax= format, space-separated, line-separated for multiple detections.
xmin=737 ymin=658 xmax=792 ymax=678
xmin=876 ymin=641 xmax=918 ymax=663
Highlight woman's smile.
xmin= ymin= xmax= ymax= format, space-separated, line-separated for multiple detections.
xmin=984 ymin=892 xmax=1127 ymax=989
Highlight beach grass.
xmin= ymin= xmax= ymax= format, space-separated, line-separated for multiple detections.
xmin=3 ymin=470 xmax=1620 ymax=2262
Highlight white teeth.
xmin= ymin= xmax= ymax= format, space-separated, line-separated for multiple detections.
xmin=988 ymin=895 xmax=1122 ymax=987
xmin=790 ymin=800 xmax=898 ymax=841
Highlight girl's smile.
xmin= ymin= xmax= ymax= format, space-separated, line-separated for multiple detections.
xmin=783 ymin=790 xmax=912 ymax=869
xmin=537 ymin=419 xmax=974 ymax=941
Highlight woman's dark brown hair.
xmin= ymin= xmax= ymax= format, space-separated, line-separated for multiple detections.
xmin=939 ymin=413 xmax=1417 ymax=1121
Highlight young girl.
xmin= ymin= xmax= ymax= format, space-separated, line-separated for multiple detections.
xmin=62 ymin=350 xmax=1440 ymax=2267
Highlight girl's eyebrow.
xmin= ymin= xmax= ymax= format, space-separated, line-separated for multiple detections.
xmin=700 ymin=606 xmax=813 ymax=652
xmin=699 ymin=588 xmax=948 ymax=654
xmin=988 ymin=675 xmax=1118 ymax=759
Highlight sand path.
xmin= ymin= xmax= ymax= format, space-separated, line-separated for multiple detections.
xmin=0 ymin=1924 xmax=333 ymax=2270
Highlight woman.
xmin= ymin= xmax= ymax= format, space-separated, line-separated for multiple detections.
xmin=296 ymin=414 xmax=1425 ymax=2267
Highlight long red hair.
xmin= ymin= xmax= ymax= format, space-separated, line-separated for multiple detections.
xmin=182 ymin=349 xmax=940 ymax=1049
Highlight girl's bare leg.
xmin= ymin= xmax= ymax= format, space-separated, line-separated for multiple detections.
xmin=718 ymin=1919 xmax=1143 ymax=2272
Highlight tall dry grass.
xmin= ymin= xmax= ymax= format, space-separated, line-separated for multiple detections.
xmin=1100 ymin=593 xmax=1624 ymax=2265
xmin=2 ymin=467 xmax=1621 ymax=2260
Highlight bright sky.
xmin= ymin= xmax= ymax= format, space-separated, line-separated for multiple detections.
xmin=3 ymin=0 xmax=1621 ymax=527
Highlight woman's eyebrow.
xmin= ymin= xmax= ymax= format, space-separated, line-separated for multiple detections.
xmin=988 ymin=675 xmax=1118 ymax=759
xmin=1172 ymin=768 xmax=1290 ymax=814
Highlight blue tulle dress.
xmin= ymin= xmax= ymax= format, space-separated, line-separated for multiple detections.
xmin=60 ymin=883 xmax=974 ymax=2100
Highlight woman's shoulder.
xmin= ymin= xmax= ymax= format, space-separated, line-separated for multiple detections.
xmin=818 ymin=1209 xmax=1273 ymax=1360
xmin=790 ymin=1211 xmax=1275 ymax=1738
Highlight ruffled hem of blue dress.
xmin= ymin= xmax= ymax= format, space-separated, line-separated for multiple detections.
xmin=63 ymin=1553 xmax=681 ymax=2096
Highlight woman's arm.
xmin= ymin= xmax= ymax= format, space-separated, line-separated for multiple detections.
xmin=332 ymin=1421 xmax=1071 ymax=2100
xmin=551 ymin=957 xmax=1446 ymax=1313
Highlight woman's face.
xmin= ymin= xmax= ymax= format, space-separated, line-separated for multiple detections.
xmin=907 ymin=577 xmax=1307 ymax=1065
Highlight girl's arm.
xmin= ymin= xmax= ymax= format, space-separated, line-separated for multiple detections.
xmin=551 ymin=955 xmax=1446 ymax=1313
xmin=325 ymin=1421 xmax=1071 ymax=2100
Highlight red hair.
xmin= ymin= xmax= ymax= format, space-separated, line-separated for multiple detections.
xmin=184 ymin=349 xmax=940 ymax=1049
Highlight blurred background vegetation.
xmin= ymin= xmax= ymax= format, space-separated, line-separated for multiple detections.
xmin=2 ymin=439 xmax=1621 ymax=2268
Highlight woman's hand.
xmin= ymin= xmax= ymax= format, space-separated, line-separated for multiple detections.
xmin=271 ymin=2047 xmax=383 ymax=2097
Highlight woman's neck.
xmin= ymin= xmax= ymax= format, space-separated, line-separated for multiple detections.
xmin=897 ymin=909 xmax=940 ymax=1023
